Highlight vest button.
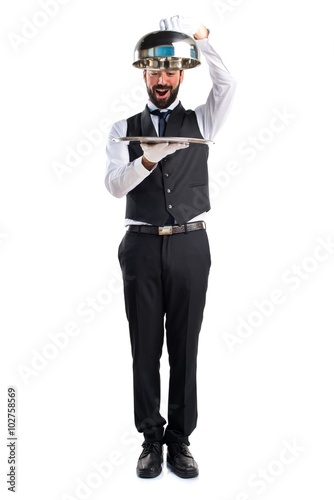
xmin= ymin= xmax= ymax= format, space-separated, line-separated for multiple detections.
xmin=168 ymin=204 xmax=172 ymax=209
xmin=167 ymin=189 xmax=171 ymax=193
xmin=164 ymin=173 xmax=169 ymax=177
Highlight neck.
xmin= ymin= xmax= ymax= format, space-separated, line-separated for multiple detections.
xmin=147 ymin=98 xmax=180 ymax=111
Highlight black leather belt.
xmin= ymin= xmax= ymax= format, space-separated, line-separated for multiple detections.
xmin=127 ymin=221 xmax=206 ymax=236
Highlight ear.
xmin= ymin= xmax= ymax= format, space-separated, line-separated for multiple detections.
xmin=143 ymin=70 xmax=147 ymax=82
xmin=179 ymin=70 xmax=185 ymax=84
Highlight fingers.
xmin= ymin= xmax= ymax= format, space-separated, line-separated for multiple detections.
xmin=141 ymin=142 xmax=171 ymax=153
xmin=169 ymin=142 xmax=189 ymax=151
xmin=163 ymin=142 xmax=190 ymax=155
xmin=159 ymin=15 xmax=201 ymax=36
xmin=141 ymin=141 xmax=189 ymax=163
xmin=159 ymin=15 xmax=183 ymax=32
xmin=141 ymin=142 xmax=189 ymax=151
xmin=160 ymin=18 xmax=173 ymax=30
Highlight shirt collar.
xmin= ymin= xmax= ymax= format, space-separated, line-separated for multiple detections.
xmin=147 ymin=98 xmax=180 ymax=113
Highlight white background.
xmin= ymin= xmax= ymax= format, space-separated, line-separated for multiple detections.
xmin=1 ymin=0 xmax=334 ymax=499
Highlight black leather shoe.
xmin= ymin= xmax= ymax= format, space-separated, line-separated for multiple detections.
xmin=136 ymin=441 xmax=163 ymax=478
xmin=167 ymin=443 xmax=199 ymax=478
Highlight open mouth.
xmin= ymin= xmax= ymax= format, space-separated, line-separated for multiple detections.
xmin=155 ymin=87 xmax=171 ymax=99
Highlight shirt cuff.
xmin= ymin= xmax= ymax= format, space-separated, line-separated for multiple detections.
xmin=133 ymin=156 xmax=157 ymax=178
xmin=195 ymin=38 xmax=210 ymax=50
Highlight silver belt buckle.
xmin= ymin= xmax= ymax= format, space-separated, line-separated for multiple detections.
xmin=158 ymin=225 xmax=173 ymax=236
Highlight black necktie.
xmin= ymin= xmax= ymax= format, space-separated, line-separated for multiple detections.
xmin=149 ymin=109 xmax=172 ymax=137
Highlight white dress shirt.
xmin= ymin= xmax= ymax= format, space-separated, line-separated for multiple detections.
xmin=105 ymin=37 xmax=237 ymax=226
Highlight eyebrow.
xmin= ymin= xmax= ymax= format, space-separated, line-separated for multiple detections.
xmin=147 ymin=71 xmax=178 ymax=75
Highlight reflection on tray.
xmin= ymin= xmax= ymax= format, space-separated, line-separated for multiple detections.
xmin=112 ymin=136 xmax=214 ymax=145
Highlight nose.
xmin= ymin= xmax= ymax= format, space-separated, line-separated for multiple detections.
xmin=158 ymin=72 xmax=167 ymax=85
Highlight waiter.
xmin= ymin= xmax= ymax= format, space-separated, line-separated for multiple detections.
xmin=105 ymin=15 xmax=236 ymax=479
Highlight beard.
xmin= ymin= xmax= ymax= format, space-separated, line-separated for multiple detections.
xmin=146 ymin=82 xmax=181 ymax=109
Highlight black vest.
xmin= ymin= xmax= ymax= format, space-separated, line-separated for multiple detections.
xmin=126 ymin=103 xmax=210 ymax=226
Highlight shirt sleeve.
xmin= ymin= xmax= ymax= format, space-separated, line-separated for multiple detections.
xmin=194 ymin=38 xmax=237 ymax=140
xmin=104 ymin=119 xmax=154 ymax=198
xmin=105 ymin=38 xmax=237 ymax=199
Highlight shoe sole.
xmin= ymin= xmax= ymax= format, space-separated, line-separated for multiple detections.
xmin=167 ymin=459 xmax=199 ymax=479
xmin=136 ymin=465 xmax=162 ymax=479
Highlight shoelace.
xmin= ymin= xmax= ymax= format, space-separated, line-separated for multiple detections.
xmin=140 ymin=442 xmax=162 ymax=458
xmin=170 ymin=443 xmax=193 ymax=458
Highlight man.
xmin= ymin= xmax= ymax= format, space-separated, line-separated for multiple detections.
xmin=105 ymin=15 xmax=236 ymax=479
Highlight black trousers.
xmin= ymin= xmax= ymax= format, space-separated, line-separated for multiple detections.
xmin=118 ymin=227 xmax=211 ymax=445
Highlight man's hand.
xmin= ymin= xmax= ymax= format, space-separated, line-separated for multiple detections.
xmin=141 ymin=142 xmax=189 ymax=170
xmin=159 ymin=15 xmax=209 ymax=40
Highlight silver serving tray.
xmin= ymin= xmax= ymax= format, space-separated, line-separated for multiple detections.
xmin=112 ymin=136 xmax=214 ymax=145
